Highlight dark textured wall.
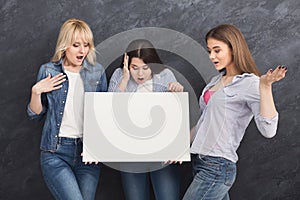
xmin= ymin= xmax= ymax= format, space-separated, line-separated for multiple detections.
xmin=1 ymin=0 xmax=299 ymax=199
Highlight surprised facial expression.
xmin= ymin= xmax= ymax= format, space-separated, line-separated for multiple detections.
xmin=64 ymin=37 xmax=89 ymax=67
xmin=207 ymin=38 xmax=234 ymax=71
xmin=129 ymin=57 xmax=152 ymax=85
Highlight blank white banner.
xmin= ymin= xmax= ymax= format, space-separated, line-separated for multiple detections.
xmin=83 ymin=92 xmax=190 ymax=162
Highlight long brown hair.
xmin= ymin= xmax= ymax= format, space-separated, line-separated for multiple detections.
xmin=206 ymin=24 xmax=260 ymax=76
xmin=51 ymin=18 xmax=96 ymax=65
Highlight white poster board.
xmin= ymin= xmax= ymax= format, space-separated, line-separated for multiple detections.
xmin=82 ymin=92 xmax=190 ymax=162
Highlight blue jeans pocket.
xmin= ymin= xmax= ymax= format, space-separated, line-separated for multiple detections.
xmin=199 ymin=155 xmax=221 ymax=171
xmin=224 ymin=162 xmax=236 ymax=186
xmin=192 ymin=155 xmax=223 ymax=183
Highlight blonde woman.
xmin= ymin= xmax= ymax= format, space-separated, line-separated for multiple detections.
xmin=27 ymin=18 xmax=107 ymax=200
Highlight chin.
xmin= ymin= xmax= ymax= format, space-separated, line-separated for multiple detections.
xmin=216 ymin=66 xmax=224 ymax=71
xmin=218 ymin=68 xmax=226 ymax=73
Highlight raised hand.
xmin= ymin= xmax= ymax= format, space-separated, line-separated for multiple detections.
xmin=168 ymin=82 xmax=184 ymax=92
xmin=122 ymin=53 xmax=130 ymax=82
xmin=118 ymin=53 xmax=130 ymax=92
xmin=32 ymin=73 xmax=66 ymax=95
xmin=29 ymin=73 xmax=66 ymax=114
xmin=259 ymin=65 xmax=287 ymax=119
xmin=260 ymin=65 xmax=287 ymax=87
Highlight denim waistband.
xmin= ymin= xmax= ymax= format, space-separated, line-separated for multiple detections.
xmin=192 ymin=154 xmax=235 ymax=164
xmin=58 ymin=137 xmax=83 ymax=145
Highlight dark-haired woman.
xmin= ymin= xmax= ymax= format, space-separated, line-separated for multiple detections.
xmin=108 ymin=39 xmax=183 ymax=200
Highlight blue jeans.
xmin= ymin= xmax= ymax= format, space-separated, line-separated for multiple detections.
xmin=183 ymin=154 xmax=236 ymax=200
xmin=121 ymin=164 xmax=180 ymax=200
xmin=40 ymin=137 xmax=100 ymax=200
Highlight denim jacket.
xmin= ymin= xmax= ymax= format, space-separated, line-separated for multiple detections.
xmin=27 ymin=59 xmax=107 ymax=151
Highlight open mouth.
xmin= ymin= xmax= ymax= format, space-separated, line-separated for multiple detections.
xmin=137 ymin=78 xmax=144 ymax=81
xmin=76 ymin=56 xmax=84 ymax=60
xmin=213 ymin=61 xmax=219 ymax=65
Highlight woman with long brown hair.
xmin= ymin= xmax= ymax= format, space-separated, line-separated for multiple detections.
xmin=183 ymin=24 xmax=287 ymax=200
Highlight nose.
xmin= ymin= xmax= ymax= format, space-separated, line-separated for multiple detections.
xmin=138 ymin=68 xmax=143 ymax=76
xmin=209 ymin=52 xmax=215 ymax=60
xmin=79 ymin=45 xmax=86 ymax=54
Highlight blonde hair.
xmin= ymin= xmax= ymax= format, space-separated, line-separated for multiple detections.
xmin=51 ymin=18 xmax=96 ymax=65
xmin=206 ymin=24 xmax=260 ymax=76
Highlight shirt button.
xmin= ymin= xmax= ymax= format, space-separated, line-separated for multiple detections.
xmin=64 ymin=90 xmax=67 ymax=93
xmin=57 ymin=123 xmax=60 ymax=126
xmin=55 ymin=135 xmax=58 ymax=138
xmin=62 ymin=101 xmax=65 ymax=103
xmin=60 ymin=112 xmax=63 ymax=115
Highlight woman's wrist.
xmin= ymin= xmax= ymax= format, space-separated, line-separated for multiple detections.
xmin=259 ymin=81 xmax=272 ymax=90
xmin=122 ymin=74 xmax=129 ymax=83
xmin=32 ymin=85 xmax=42 ymax=96
xmin=118 ymin=78 xmax=129 ymax=92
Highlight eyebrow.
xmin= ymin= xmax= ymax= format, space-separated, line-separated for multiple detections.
xmin=131 ymin=64 xmax=148 ymax=68
xmin=73 ymin=41 xmax=89 ymax=44
xmin=207 ymin=46 xmax=221 ymax=49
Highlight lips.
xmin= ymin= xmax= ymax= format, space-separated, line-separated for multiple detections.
xmin=136 ymin=77 xmax=146 ymax=84
xmin=75 ymin=56 xmax=85 ymax=64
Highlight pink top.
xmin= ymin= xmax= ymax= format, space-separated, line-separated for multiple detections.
xmin=203 ymin=90 xmax=215 ymax=104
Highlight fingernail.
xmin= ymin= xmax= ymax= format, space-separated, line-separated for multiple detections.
xmin=278 ymin=66 xmax=282 ymax=69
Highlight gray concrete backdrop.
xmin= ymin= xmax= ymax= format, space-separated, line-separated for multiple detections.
xmin=1 ymin=0 xmax=299 ymax=199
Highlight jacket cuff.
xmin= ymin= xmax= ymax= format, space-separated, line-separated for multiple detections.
xmin=27 ymin=104 xmax=45 ymax=120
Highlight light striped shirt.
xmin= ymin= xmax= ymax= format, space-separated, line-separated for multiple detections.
xmin=191 ymin=71 xmax=278 ymax=163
